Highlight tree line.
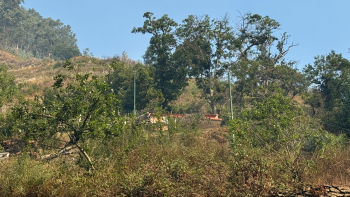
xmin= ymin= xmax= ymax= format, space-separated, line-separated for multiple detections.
xmin=131 ymin=12 xmax=304 ymax=113
xmin=130 ymin=12 xmax=350 ymax=136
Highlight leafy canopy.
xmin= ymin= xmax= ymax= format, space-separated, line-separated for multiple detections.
xmin=10 ymin=60 xmax=124 ymax=170
xmin=132 ymin=12 xmax=188 ymax=107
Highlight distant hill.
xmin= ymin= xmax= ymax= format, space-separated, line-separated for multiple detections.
xmin=0 ymin=0 xmax=81 ymax=60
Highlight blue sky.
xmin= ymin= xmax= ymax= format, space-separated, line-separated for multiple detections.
xmin=22 ymin=0 xmax=350 ymax=70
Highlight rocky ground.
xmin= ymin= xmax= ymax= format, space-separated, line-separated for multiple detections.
xmin=277 ymin=185 xmax=350 ymax=197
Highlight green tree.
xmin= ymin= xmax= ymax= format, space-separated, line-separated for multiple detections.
xmin=304 ymin=51 xmax=350 ymax=134
xmin=50 ymin=42 xmax=81 ymax=60
xmin=10 ymin=60 xmax=124 ymax=170
xmin=0 ymin=0 xmax=26 ymax=49
xmin=108 ymin=59 xmax=164 ymax=113
xmin=232 ymin=13 xmax=303 ymax=104
xmin=132 ymin=12 xmax=187 ymax=107
xmin=174 ymin=14 xmax=235 ymax=114
xmin=230 ymin=87 xmax=301 ymax=148
xmin=0 ymin=64 xmax=18 ymax=107
xmin=0 ymin=64 xmax=20 ymax=141
xmin=83 ymin=48 xmax=93 ymax=57
xmin=229 ymin=86 xmax=332 ymax=186
xmin=304 ymin=51 xmax=350 ymax=110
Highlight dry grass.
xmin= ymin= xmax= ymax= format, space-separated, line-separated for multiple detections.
xmin=0 ymin=126 xmax=350 ymax=196
xmin=292 ymin=94 xmax=305 ymax=105
xmin=306 ymin=147 xmax=350 ymax=186
xmin=0 ymin=128 xmax=234 ymax=196
xmin=9 ymin=57 xmax=110 ymax=88
xmin=0 ymin=50 xmax=22 ymax=65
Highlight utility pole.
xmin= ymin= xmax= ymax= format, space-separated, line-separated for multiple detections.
xmin=228 ymin=71 xmax=233 ymax=120
xmin=134 ymin=71 xmax=136 ymax=115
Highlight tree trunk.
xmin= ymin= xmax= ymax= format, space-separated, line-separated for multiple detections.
xmin=210 ymin=99 xmax=217 ymax=114
xmin=76 ymin=143 xmax=95 ymax=171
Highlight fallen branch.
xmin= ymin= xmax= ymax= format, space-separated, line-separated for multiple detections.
xmin=41 ymin=145 xmax=74 ymax=160
xmin=40 ymin=143 xmax=95 ymax=171
xmin=0 ymin=152 xmax=9 ymax=160
xmin=61 ymin=150 xmax=79 ymax=155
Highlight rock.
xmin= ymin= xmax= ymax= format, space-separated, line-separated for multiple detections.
xmin=338 ymin=186 xmax=350 ymax=193
xmin=328 ymin=192 xmax=344 ymax=197
xmin=330 ymin=187 xmax=341 ymax=193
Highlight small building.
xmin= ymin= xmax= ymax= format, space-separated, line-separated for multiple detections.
xmin=148 ymin=113 xmax=222 ymax=130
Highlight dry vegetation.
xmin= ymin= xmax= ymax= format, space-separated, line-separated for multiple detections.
xmin=0 ymin=50 xmax=116 ymax=99
xmin=0 ymin=126 xmax=349 ymax=196
xmin=0 ymin=127 xmax=232 ymax=196
xmin=1 ymin=50 xmax=350 ymax=196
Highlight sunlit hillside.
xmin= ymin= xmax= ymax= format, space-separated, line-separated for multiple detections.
xmin=2 ymin=0 xmax=350 ymax=196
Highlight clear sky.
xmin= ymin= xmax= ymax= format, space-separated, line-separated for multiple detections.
xmin=22 ymin=0 xmax=350 ymax=70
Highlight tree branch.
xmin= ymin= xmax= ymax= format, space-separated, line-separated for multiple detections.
xmin=41 ymin=145 xmax=74 ymax=160
xmin=80 ymin=97 xmax=100 ymax=134
xmin=273 ymin=42 xmax=298 ymax=64
xmin=76 ymin=143 xmax=95 ymax=171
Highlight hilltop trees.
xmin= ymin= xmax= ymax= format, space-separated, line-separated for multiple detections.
xmin=108 ymin=58 xmax=164 ymax=113
xmin=134 ymin=12 xmax=306 ymax=112
xmin=232 ymin=13 xmax=305 ymax=102
xmin=0 ymin=0 xmax=81 ymax=60
xmin=304 ymin=51 xmax=350 ymax=110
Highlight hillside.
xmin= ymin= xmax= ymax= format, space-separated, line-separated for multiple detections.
xmin=0 ymin=0 xmax=80 ymax=60
xmin=1 ymin=51 xmax=350 ymax=196
xmin=2 ymin=0 xmax=350 ymax=196
xmin=0 ymin=50 xmax=212 ymax=115
xmin=0 ymin=50 xmax=22 ymax=66
xmin=0 ymin=51 xmax=112 ymax=97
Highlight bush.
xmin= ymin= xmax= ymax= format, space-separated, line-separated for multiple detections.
xmin=0 ymin=153 xmax=55 ymax=196
xmin=228 ymin=87 xmax=342 ymax=192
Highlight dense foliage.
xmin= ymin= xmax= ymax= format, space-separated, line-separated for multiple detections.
xmin=0 ymin=0 xmax=81 ymax=60
xmin=304 ymin=51 xmax=350 ymax=135
xmin=108 ymin=58 xmax=164 ymax=113
xmin=7 ymin=60 xmax=124 ymax=170
xmin=0 ymin=64 xmax=18 ymax=107
xmin=133 ymin=12 xmax=306 ymax=111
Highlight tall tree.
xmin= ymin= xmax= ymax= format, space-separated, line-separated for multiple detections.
xmin=108 ymin=58 xmax=164 ymax=113
xmin=132 ymin=12 xmax=187 ymax=107
xmin=175 ymin=14 xmax=235 ymax=114
xmin=232 ymin=13 xmax=303 ymax=101
xmin=304 ymin=51 xmax=350 ymax=110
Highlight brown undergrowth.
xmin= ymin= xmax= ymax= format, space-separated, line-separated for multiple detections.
xmin=305 ymin=146 xmax=350 ymax=186
xmin=0 ymin=128 xmax=233 ymax=196
xmin=1 ymin=127 xmax=350 ymax=196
